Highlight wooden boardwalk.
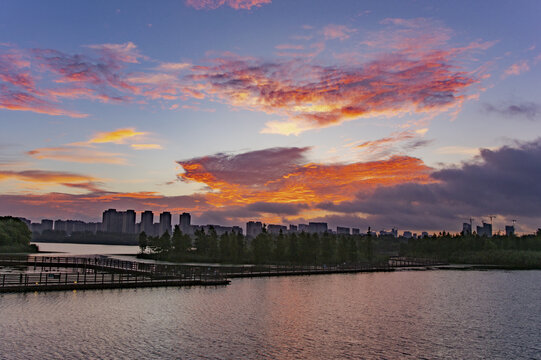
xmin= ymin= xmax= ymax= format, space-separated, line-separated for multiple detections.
xmin=0 ymin=255 xmax=446 ymax=293
xmin=0 ymin=271 xmax=229 ymax=293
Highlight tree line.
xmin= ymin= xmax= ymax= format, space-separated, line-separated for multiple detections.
xmin=139 ymin=225 xmax=383 ymax=265
xmin=400 ymin=231 xmax=541 ymax=268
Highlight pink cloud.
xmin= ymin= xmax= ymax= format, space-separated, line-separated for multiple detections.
xmin=189 ymin=49 xmax=480 ymax=134
xmin=322 ymin=24 xmax=357 ymax=41
xmin=503 ymin=60 xmax=530 ymax=78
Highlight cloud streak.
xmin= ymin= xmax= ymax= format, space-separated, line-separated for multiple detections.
xmin=27 ymin=147 xmax=127 ymax=164
xmin=484 ymin=102 xmax=540 ymax=120
xmin=185 ymin=0 xmax=271 ymax=10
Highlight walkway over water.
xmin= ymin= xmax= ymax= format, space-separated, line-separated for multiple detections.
xmin=0 ymin=255 xmax=447 ymax=292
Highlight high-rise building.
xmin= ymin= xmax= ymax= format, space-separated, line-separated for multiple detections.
xmin=41 ymin=219 xmax=53 ymax=232
xmin=179 ymin=212 xmax=192 ymax=234
xmin=505 ymin=225 xmax=515 ymax=237
xmin=477 ymin=222 xmax=492 ymax=237
xmin=308 ymin=222 xmax=328 ymax=234
xmin=336 ymin=226 xmax=350 ymax=235
xmin=246 ymin=221 xmax=263 ymax=238
xmin=159 ymin=211 xmax=172 ymax=236
xmin=462 ymin=222 xmax=472 ymax=235
xmin=141 ymin=211 xmax=154 ymax=235
xmin=102 ymin=209 xmax=123 ymax=233
xmin=122 ymin=210 xmax=136 ymax=234
xmin=267 ymin=224 xmax=287 ymax=235
xmin=352 ymin=228 xmax=360 ymax=235
xmin=289 ymin=224 xmax=298 ymax=232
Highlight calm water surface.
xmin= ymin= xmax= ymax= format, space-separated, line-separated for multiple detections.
xmin=1 ymin=270 xmax=540 ymax=359
xmin=31 ymin=242 xmax=139 ymax=256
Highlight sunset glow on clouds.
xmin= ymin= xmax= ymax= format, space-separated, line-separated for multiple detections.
xmin=177 ymin=147 xmax=433 ymax=209
xmin=1 ymin=0 xmax=541 ymax=232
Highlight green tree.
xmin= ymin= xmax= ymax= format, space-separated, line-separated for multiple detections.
xmin=138 ymin=231 xmax=148 ymax=253
xmin=252 ymin=232 xmax=272 ymax=263
xmin=0 ymin=217 xmax=32 ymax=251
xmin=194 ymin=228 xmax=209 ymax=255
xmin=273 ymin=230 xmax=286 ymax=262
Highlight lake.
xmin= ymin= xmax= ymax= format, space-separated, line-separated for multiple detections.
xmin=1 ymin=269 xmax=539 ymax=359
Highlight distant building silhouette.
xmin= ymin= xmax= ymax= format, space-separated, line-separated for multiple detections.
xmin=336 ymin=226 xmax=350 ymax=235
xmin=246 ymin=221 xmax=263 ymax=238
xmin=308 ymin=222 xmax=328 ymax=233
xmin=379 ymin=228 xmax=398 ymax=238
xmin=505 ymin=225 xmax=515 ymax=236
xmin=159 ymin=211 xmax=172 ymax=236
xmin=267 ymin=224 xmax=287 ymax=234
xmin=462 ymin=222 xmax=472 ymax=235
xmin=352 ymin=228 xmax=360 ymax=235
xmin=179 ymin=212 xmax=191 ymax=234
xmin=141 ymin=211 xmax=154 ymax=236
xmin=102 ymin=209 xmax=135 ymax=233
xmin=477 ymin=222 xmax=492 ymax=237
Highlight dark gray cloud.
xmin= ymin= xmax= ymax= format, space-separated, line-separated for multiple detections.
xmin=320 ymin=139 xmax=541 ymax=231
xmin=246 ymin=202 xmax=309 ymax=215
xmin=484 ymin=102 xmax=541 ymax=120
xmin=177 ymin=147 xmax=310 ymax=186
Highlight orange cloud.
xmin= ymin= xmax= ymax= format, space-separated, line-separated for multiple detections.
xmin=27 ymin=147 xmax=126 ymax=164
xmin=0 ymin=170 xmax=97 ymax=184
xmin=0 ymin=169 xmax=103 ymax=193
xmin=155 ymin=62 xmax=192 ymax=71
xmin=191 ymin=49 xmax=480 ymax=134
xmin=88 ymin=128 xmax=147 ymax=144
xmin=185 ymin=0 xmax=271 ymax=10
xmin=177 ymin=147 xmax=433 ymax=208
xmin=130 ymin=144 xmax=163 ymax=150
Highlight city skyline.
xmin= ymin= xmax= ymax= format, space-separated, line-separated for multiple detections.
xmin=1 ymin=1 xmax=541 ymax=233
xmin=20 ymin=208 xmax=519 ymax=238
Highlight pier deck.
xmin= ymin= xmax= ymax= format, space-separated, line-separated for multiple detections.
xmin=0 ymin=255 xmax=446 ymax=293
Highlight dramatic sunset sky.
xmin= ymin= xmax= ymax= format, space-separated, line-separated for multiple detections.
xmin=1 ymin=0 xmax=540 ymax=233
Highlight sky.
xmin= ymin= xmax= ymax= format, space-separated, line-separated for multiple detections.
xmin=1 ymin=0 xmax=540 ymax=234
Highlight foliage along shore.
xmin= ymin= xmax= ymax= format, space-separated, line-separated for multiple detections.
xmin=401 ymin=231 xmax=541 ymax=269
xmin=0 ymin=216 xmax=38 ymax=253
xmin=137 ymin=225 xmax=541 ymax=269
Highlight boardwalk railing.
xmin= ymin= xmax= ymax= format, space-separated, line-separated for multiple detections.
xmin=0 ymin=271 xmax=229 ymax=292
xmin=388 ymin=256 xmax=448 ymax=267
